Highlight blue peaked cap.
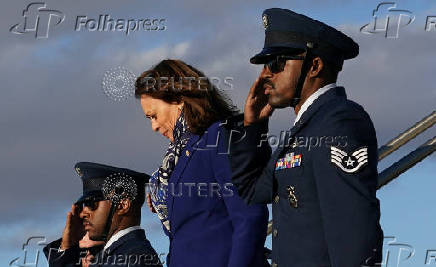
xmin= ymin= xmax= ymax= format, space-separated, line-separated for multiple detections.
xmin=251 ymin=8 xmax=359 ymax=65
xmin=73 ymin=162 xmax=150 ymax=204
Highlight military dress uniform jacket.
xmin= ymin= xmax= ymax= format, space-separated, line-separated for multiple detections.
xmin=228 ymin=87 xmax=383 ymax=267
xmin=43 ymin=229 xmax=162 ymax=267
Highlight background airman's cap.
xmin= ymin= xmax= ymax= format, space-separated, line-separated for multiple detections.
xmin=251 ymin=8 xmax=359 ymax=66
xmin=74 ymin=162 xmax=150 ymax=204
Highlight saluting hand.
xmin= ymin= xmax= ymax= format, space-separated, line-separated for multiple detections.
xmin=244 ymin=68 xmax=275 ymax=126
xmin=60 ymin=204 xmax=85 ymax=250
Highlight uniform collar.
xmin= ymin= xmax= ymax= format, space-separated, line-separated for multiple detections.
xmin=287 ymin=86 xmax=347 ymax=140
xmin=104 ymin=225 xmax=142 ymax=252
xmin=294 ymin=83 xmax=337 ymax=126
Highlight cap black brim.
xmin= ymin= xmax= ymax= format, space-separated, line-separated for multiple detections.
xmin=75 ymin=191 xmax=105 ymax=204
xmin=250 ymin=46 xmax=306 ymax=64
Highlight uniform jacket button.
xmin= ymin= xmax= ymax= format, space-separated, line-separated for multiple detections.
xmin=185 ymin=150 xmax=190 ymax=156
xmin=273 ymin=229 xmax=278 ymax=237
xmin=274 ymin=195 xmax=279 ymax=203
xmin=272 ymin=262 xmax=278 ymax=267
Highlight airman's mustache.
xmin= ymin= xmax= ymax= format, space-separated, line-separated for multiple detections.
xmin=261 ymin=78 xmax=275 ymax=89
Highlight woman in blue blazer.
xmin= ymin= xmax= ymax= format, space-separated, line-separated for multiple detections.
xmin=134 ymin=59 xmax=269 ymax=267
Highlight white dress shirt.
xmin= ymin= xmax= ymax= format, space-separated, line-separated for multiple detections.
xmin=293 ymin=83 xmax=337 ymax=126
xmin=104 ymin=225 xmax=142 ymax=251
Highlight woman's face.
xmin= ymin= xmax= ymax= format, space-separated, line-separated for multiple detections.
xmin=140 ymin=95 xmax=182 ymax=143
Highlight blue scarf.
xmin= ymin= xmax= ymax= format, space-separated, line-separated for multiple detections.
xmin=149 ymin=111 xmax=190 ymax=232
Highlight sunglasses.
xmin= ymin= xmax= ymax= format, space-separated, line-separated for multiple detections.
xmin=78 ymin=198 xmax=104 ymax=211
xmin=264 ymin=55 xmax=305 ymax=74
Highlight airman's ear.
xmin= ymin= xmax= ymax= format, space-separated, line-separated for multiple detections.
xmin=117 ymin=199 xmax=131 ymax=215
xmin=308 ymin=56 xmax=324 ymax=78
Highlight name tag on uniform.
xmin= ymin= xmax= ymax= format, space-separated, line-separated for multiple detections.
xmin=275 ymin=152 xmax=302 ymax=170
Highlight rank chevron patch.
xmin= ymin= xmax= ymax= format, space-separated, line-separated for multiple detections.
xmin=330 ymin=146 xmax=368 ymax=173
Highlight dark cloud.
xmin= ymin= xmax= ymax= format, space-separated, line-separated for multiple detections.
xmin=2 ymin=0 xmax=435 ymax=218
xmin=2 ymin=0 xmax=435 ymax=207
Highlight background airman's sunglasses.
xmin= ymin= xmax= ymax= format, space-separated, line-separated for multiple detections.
xmin=76 ymin=197 xmax=105 ymax=211
xmin=264 ymin=55 xmax=305 ymax=73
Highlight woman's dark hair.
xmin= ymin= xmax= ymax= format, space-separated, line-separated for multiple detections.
xmin=135 ymin=59 xmax=238 ymax=135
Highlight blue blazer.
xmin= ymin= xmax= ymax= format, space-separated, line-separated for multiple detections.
xmin=164 ymin=121 xmax=269 ymax=267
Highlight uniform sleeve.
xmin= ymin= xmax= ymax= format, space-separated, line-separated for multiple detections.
xmin=226 ymin=117 xmax=275 ymax=204
xmin=209 ymin=124 xmax=269 ymax=267
xmin=43 ymin=238 xmax=82 ymax=267
xmin=311 ymin=108 xmax=383 ymax=267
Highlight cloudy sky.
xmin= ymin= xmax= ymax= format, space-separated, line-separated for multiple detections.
xmin=1 ymin=0 xmax=435 ymax=266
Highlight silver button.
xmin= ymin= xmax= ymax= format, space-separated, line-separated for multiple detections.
xmin=273 ymin=229 xmax=278 ymax=237
xmin=274 ymin=195 xmax=279 ymax=203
